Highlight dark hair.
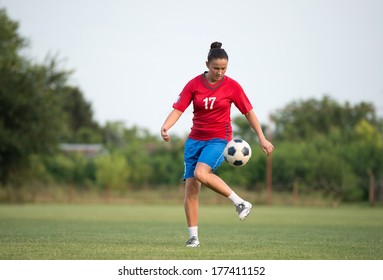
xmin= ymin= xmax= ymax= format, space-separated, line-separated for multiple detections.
xmin=207 ymin=41 xmax=228 ymax=63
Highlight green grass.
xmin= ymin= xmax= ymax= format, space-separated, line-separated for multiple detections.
xmin=0 ymin=204 xmax=382 ymax=260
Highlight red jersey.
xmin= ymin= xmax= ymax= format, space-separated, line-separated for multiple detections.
xmin=173 ymin=73 xmax=253 ymax=141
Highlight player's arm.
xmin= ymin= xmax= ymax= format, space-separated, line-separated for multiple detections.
xmin=244 ymin=109 xmax=274 ymax=156
xmin=161 ymin=109 xmax=183 ymax=142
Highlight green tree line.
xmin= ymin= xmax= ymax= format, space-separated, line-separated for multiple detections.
xmin=1 ymin=9 xmax=382 ymax=202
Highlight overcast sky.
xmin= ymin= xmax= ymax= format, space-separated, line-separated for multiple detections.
xmin=2 ymin=0 xmax=382 ymax=136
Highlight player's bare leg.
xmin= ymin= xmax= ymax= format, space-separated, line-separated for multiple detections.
xmin=194 ymin=162 xmax=232 ymax=196
xmin=194 ymin=162 xmax=252 ymax=220
xmin=184 ymin=178 xmax=201 ymax=247
xmin=184 ymin=178 xmax=201 ymax=227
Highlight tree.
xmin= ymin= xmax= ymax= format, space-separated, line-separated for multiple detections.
xmin=95 ymin=154 xmax=130 ymax=193
xmin=0 ymin=9 xmax=26 ymax=63
xmin=269 ymin=96 xmax=383 ymax=201
xmin=0 ymin=9 xmax=98 ymax=186
xmin=59 ymin=86 xmax=102 ymax=143
xmin=344 ymin=119 xmax=383 ymax=200
xmin=0 ymin=9 xmax=67 ymax=185
xmin=271 ymin=96 xmax=380 ymax=141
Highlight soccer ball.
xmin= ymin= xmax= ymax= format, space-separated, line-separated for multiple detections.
xmin=224 ymin=138 xmax=252 ymax=167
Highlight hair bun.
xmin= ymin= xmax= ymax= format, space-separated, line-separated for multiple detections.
xmin=207 ymin=41 xmax=228 ymax=62
xmin=210 ymin=42 xmax=222 ymax=49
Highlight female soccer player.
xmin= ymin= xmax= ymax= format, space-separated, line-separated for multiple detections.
xmin=161 ymin=42 xmax=274 ymax=247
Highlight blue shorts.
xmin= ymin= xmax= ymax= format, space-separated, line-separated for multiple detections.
xmin=183 ymin=138 xmax=227 ymax=180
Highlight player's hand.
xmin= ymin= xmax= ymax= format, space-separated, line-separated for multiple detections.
xmin=161 ymin=127 xmax=171 ymax=142
xmin=260 ymin=138 xmax=274 ymax=156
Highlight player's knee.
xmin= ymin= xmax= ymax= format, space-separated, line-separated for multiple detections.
xmin=185 ymin=182 xmax=200 ymax=200
xmin=194 ymin=168 xmax=207 ymax=184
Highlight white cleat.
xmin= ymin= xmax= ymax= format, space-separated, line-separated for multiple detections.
xmin=236 ymin=201 xmax=253 ymax=221
xmin=186 ymin=236 xmax=200 ymax=248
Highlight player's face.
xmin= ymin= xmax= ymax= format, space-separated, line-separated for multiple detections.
xmin=206 ymin=58 xmax=228 ymax=83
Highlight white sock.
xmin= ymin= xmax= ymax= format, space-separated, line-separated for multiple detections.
xmin=228 ymin=191 xmax=244 ymax=205
xmin=188 ymin=226 xmax=198 ymax=239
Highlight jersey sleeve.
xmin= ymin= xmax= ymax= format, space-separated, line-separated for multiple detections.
xmin=172 ymin=78 xmax=195 ymax=112
xmin=231 ymin=81 xmax=253 ymax=114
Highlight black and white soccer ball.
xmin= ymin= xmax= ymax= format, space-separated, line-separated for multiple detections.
xmin=224 ymin=138 xmax=252 ymax=167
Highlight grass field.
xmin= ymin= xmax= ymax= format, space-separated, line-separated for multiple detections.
xmin=0 ymin=203 xmax=382 ymax=260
